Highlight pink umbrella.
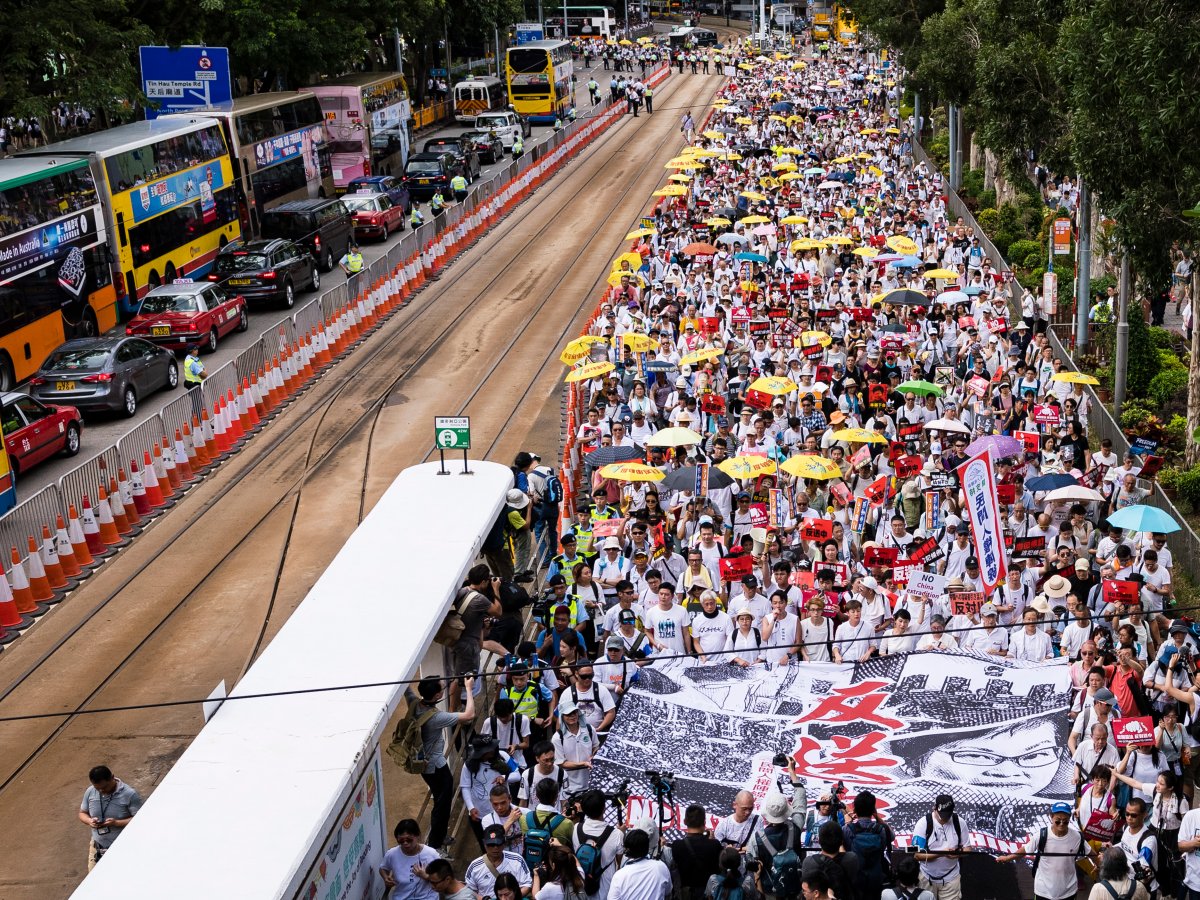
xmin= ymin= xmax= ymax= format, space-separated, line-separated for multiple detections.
xmin=817 ymin=114 xmax=834 ymax=122
xmin=753 ymin=224 xmax=776 ymax=236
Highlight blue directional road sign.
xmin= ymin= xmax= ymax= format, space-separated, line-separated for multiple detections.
xmin=139 ymin=46 xmax=232 ymax=119
xmin=515 ymin=23 xmax=545 ymax=44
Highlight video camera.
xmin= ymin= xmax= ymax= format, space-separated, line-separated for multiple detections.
xmin=646 ymin=769 xmax=675 ymax=795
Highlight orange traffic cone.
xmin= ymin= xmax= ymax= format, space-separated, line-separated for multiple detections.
xmin=211 ymin=400 xmax=229 ymax=453
xmin=128 ymin=460 xmax=151 ymax=516
xmin=142 ymin=451 xmax=165 ymax=507
xmin=25 ymin=535 xmax=54 ymax=602
xmin=54 ymin=515 xmax=83 ymax=578
xmin=95 ymin=486 xmax=122 ymax=547
xmin=40 ymin=524 xmax=70 ymax=590
xmin=65 ymin=505 xmax=94 ymax=568
xmin=200 ymin=409 xmax=219 ymax=461
xmin=151 ymin=445 xmax=173 ymax=502
xmin=160 ymin=438 xmax=181 ymax=490
xmin=117 ymin=467 xmax=140 ymax=527
xmin=225 ymin=389 xmax=245 ymax=442
xmin=107 ymin=477 xmax=132 ymax=536
xmin=174 ymin=430 xmax=195 ymax=482
xmin=9 ymin=548 xmax=37 ymax=614
xmin=0 ymin=566 xmax=23 ymax=634
xmin=241 ymin=378 xmax=261 ymax=428
xmin=187 ymin=418 xmax=208 ymax=468
xmin=79 ymin=495 xmax=106 ymax=556
xmin=249 ymin=373 xmax=267 ymax=420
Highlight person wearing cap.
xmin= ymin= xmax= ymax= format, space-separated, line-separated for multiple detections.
xmin=548 ymin=532 xmax=593 ymax=588
xmin=1068 ymin=688 xmax=1119 ymax=754
xmin=564 ymin=662 xmax=616 ymax=732
xmin=601 ymin=579 xmax=642 ymax=637
xmin=910 ymin=794 xmax=967 ymax=899
xmin=643 ymin=582 xmax=691 ymax=656
xmin=730 ymin=573 xmax=770 ymax=627
xmin=403 ymin=676 xmax=478 ymax=850
xmin=724 ymin=604 xmax=765 ymax=667
xmin=595 ymin=536 xmax=631 ymax=607
xmin=465 ymin=823 xmax=534 ymax=898
xmin=594 ymin=632 xmax=639 ymax=695
xmin=962 ymin=603 xmax=1008 ymax=657
xmin=995 ymin=801 xmax=1093 ymax=900
xmin=553 ymin=698 xmax=599 ymax=794
xmin=680 ymin=546 xmax=718 ymax=598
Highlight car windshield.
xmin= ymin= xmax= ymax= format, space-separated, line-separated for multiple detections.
xmin=341 ymin=196 xmax=382 ymax=212
xmin=44 ymin=347 xmax=110 ymax=372
xmin=426 ymin=142 xmax=461 ymax=154
xmin=475 ymin=116 xmax=506 ymax=129
xmin=140 ymin=293 xmax=198 ymax=314
xmin=461 ymin=132 xmax=488 ymax=143
xmin=259 ymin=213 xmax=309 ymax=240
xmin=216 ymin=252 xmax=270 ymax=273
xmin=406 ymin=160 xmax=443 ymax=175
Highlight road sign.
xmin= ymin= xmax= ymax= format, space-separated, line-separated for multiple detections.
xmin=515 ymin=23 xmax=545 ymax=44
xmin=434 ymin=416 xmax=471 ymax=450
xmin=139 ymin=46 xmax=232 ymax=119
xmin=429 ymin=67 xmax=448 ymax=77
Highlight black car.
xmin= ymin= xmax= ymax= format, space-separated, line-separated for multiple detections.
xmin=403 ymin=152 xmax=461 ymax=201
xmin=422 ymin=138 xmax=482 ymax=181
xmin=459 ymin=129 xmax=502 ymax=165
xmin=345 ymin=175 xmax=412 ymax=217
xmin=30 ymin=337 xmax=178 ymax=417
xmin=211 ymin=239 xmax=321 ymax=308
xmin=259 ymin=198 xmax=353 ymax=273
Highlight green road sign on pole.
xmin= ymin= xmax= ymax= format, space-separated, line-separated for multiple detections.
xmin=434 ymin=416 xmax=472 ymax=475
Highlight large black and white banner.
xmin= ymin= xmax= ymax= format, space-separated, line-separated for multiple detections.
xmin=592 ymin=651 xmax=1072 ymax=851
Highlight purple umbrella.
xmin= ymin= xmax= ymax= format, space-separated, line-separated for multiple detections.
xmin=966 ymin=434 xmax=1023 ymax=459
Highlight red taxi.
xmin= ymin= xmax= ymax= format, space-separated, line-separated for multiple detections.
xmin=0 ymin=393 xmax=82 ymax=480
xmin=340 ymin=191 xmax=406 ymax=241
xmin=126 ymin=281 xmax=249 ymax=353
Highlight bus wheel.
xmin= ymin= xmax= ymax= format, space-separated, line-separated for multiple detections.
xmin=148 ymin=270 xmax=162 ymax=289
xmin=0 ymin=356 xmax=14 ymax=391
xmin=78 ymin=309 xmax=98 ymax=338
xmin=164 ymin=262 xmax=177 ymax=283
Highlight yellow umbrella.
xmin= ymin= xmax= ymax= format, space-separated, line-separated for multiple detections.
xmin=833 ymin=155 xmax=853 ymax=164
xmin=599 ymin=462 xmax=664 ymax=482
xmin=625 ymin=227 xmax=656 ymax=240
xmin=860 ymin=128 xmax=879 ymax=135
xmin=857 ymin=153 xmax=873 ymax=160
xmin=749 ymin=376 xmax=799 ymax=396
xmin=886 ymin=235 xmax=918 ymax=255
xmin=735 ymin=116 xmax=754 ymax=124
xmin=560 ymin=335 xmax=607 ymax=364
xmin=646 ymin=427 xmax=703 ymax=448
xmin=779 ymin=172 xmax=804 ymax=181
xmin=723 ymin=152 xmax=743 ymax=161
xmin=737 ymin=63 xmax=755 ymax=71
xmin=702 ymin=130 xmax=725 ymax=140
xmin=781 ymin=454 xmax=842 ymax=480
xmin=924 ymin=268 xmax=960 ymax=280
xmin=837 ymin=207 xmax=856 ymax=219
xmin=637 ymin=36 xmax=653 ymax=43
xmin=791 ymin=61 xmax=806 ymax=70
xmin=1050 ymin=371 xmax=1101 ymax=386
xmin=792 ymin=238 xmax=825 ymax=251
xmin=740 ymin=191 xmax=767 ymax=202
xmin=853 ymin=246 xmax=879 ymax=257
xmin=619 ymin=39 xmax=634 ymax=46
xmin=653 ymin=185 xmax=688 ymax=197
xmin=705 ymin=217 xmax=732 ymax=227
xmin=740 ymin=214 xmax=771 ymax=224
xmin=827 ymin=79 xmax=843 ymax=87
xmin=668 ymin=174 xmax=692 ymax=183
xmin=679 ymin=347 xmax=724 ymax=367
xmin=622 ymin=333 xmax=659 ymax=353
xmin=718 ymin=455 xmax=777 ymax=478
xmin=565 ymin=360 xmax=615 ymax=383
xmin=772 ymin=161 xmax=797 ymax=172
xmin=886 ymin=126 xmax=901 ymax=134
xmin=611 ymin=252 xmax=643 ymax=270
xmin=868 ymin=165 xmax=884 ymax=176
xmin=780 ymin=214 xmax=809 ymax=225
xmin=607 ymin=270 xmax=644 ymax=287
xmin=824 ymin=235 xmax=853 ymax=245
xmin=798 ymin=330 xmax=832 ymax=347
xmin=830 ymin=428 xmax=888 ymax=445
xmin=769 ymin=115 xmax=788 ymax=123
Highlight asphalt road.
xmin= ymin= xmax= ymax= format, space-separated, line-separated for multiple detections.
xmin=16 ymin=56 xmax=620 ymax=497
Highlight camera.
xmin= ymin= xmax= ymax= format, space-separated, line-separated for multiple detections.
xmin=96 ymin=826 xmax=110 ymax=836
xmin=645 ymin=769 xmax=675 ymax=795
xmin=745 ymin=859 xmax=760 ymax=874
xmin=772 ymin=752 xmax=790 ymax=768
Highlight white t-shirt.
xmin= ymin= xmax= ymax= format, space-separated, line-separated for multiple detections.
xmin=1008 ymin=628 xmax=1052 ymax=662
xmin=835 ymin=620 xmax=874 ymax=661
xmin=568 ymin=682 xmax=617 ymax=730
xmin=690 ymin=609 xmax=733 ymax=656
xmin=643 ymin=604 xmax=690 ymax=653
xmin=801 ymin=617 xmax=835 ymax=662
xmin=912 ymin=812 xmax=966 ymax=880
xmin=608 ymin=856 xmax=672 ymax=900
xmin=573 ymin=818 xmax=625 ymax=900
xmin=1179 ymin=808 xmax=1200 ymax=891
xmin=1025 ymin=826 xmax=1088 ymax=900
xmin=762 ymin=612 xmax=799 ymax=665
xmin=1118 ymin=825 xmax=1159 ymax=894
xmin=381 ymin=845 xmax=440 ymax=900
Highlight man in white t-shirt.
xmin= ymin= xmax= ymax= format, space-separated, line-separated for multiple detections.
xmin=1176 ymin=806 xmax=1200 ymax=897
xmin=996 ymin=802 xmax=1094 ymax=900
xmin=911 ymin=795 xmax=968 ymax=899
xmin=714 ymin=790 xmax=760 ymax=849
xmin=1117 ymin=797 xmax=1160 ymax=896
xmin=380 ymin=819 xmax=441 ymax=900
xmin=689 ymin=590 xmax=733 ymax=663
xmin=642 ymin=584 xmax=692 ymax=655
xmin=565 ymin=664 xmax=617 ymax=732
xmin=834 ymin=599 xmax=875 ymax=662
xmin=574 ymin=790 xmax=625 ymax=900
xmin=1009 ymin=608 xmax=1053 ymax=661
xmin=800 ymin=596 xmax=836 ymax=663
xmin=760 ymin=593 xmax=800 ymax=666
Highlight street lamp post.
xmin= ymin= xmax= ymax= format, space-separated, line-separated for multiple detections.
xmin=1113 ymin=252 xmax=1130 ymax=415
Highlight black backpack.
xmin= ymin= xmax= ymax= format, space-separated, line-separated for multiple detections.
xmin=808 ymin=853 xmax=857 ymax=900
xmin=1032 ymin=827 xmax=1086 ymax=878
xmin=922 ymin=813 xmax=964 ymax=852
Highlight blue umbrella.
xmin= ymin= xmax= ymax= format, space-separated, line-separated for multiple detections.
xmin=771 ymin=101 xmax=794 ymax=113
xmin=892 ymin=255 xmax=924 ymax=269
xmin=1107 ymin=504 xmax=1181 ymax=534
xmin=1025 ymin=473 xmax=1077 ymax=492
xmin=964 ymin=285 xmax=985 ymax=296
xmin=644 ymin=360 xmax=676 ymax=372
xmin=734 ymin=252 xmax=769 ymax=263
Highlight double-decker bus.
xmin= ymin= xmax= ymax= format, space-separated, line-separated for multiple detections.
xmin=506 ymin=41 xmax=575 ymax=125
xmin=304 ymin=73 xmax=413 ymax=193
xmin=169 ymin=93 xmax=335 ymax=237
xmin=545 ymin=6 xmax=616 ymax=39
xmin=0 ymin=157 xmax=119 ymax=387
xmin=22 ymin=118 xmax=241 ymax=318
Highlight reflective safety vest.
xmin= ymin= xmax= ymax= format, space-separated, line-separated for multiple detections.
xmin=410 ymin=208 xmax=424 ymax=227
xmin=344 ymin=251 xmax=364 ymax=273
xmin=431 ymin=193 xmax=445 ymax=211
xmin=506 ymin=683 xmax=541 ymax=718
xmin=184 ymin=353 xmax=204 ymax=384
xmin=512 ymin=137 xmax=524 ymax=155
xmin=552 ymin=551 xmax=584 ymax=586
xmin=450 ymin=175 xmax=468 ymax=193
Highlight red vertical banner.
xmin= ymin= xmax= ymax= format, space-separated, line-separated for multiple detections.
xmin=956 ymin=450 xmax=1007 ymax=593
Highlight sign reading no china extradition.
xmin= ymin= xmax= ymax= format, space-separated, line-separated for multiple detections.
xmin=434 ymin=416 xmax=471 ymax=450
xmin=139 ymin=46 xmax=232 ymax=119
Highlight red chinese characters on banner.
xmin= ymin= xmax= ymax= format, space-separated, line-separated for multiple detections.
xmin=795 ymin=681 xmax=905 ymax=730
xmin=791 ymin=732 xmax=902 ymax=787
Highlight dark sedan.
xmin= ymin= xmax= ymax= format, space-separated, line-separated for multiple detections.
xmin=460 ymin=129 xmax=502 ymax=165
xmin=422 ymin=138 xmax=482 ymax=181
xmin=30 ymin=337 xmax=179 ymax=418
xmin=211 ymin=239 xmax=320 ymax=309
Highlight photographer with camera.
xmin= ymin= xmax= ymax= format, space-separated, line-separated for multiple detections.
xmin=672 ymin=804 xmax=724 ymax=900
xmin=744 ymin=792 xmax=807 ymax=900
xmin=573 ymin=790 xmax=625 ymax=900
xmin=910 ymin=795 xmax=967 ymax=899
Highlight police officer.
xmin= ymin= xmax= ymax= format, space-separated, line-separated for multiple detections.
xmin=587 ymin=77 xmax=599 ymax=106
xmin=450 ymin=172 xmax=468 ymax=202
xmin=339 ymin=242 xmax=364 ymax=293
xmin=410 ymin=204 xmax=425 ymax=229
xmin=184 ymin=344 xmax=207 ymax=417
xmin=512 ymin=134 xmax=524 ymax=158
xmin=430 ymin=190 xmax=445 ymax=221
xmin=553 ymin=115 xmax=562 ymax=131
xmin=644 ymin=83 xmax=654 ymax=115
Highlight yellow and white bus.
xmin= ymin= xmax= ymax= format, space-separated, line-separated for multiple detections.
xmin=506 ymin=40 xmax=575 ymax=125
xmin=23 ymin=117 xmax=241 ymax=317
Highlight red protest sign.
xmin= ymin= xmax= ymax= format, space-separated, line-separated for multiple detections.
xmin=799 ymin=518 xmax=834 ymax=542
xmin=1140 ymin=456 xmax=1165 ymax=479
xmin=868 ymin=383 xmax=889 ymax=406
xmin=1113 ymin=716 xmax=1156 ymax=748
xmin=1084 ymin=810 xmax=1120 ymax=844
xmin=896 ymin=455 xmax=923 ymax=478
xmin=730 ymin=306 xmax=751 ymax=323
xmin=863 ymin=546 xmax=899 ymax=567
xmin=1012 ymin=535 xmax=1047 ymax=559
xmin=719 ymin=555 xmax=755 ymax=582
xmin=815 ymin=365 xmax=833 ymax=385
xmin=592 ymin=518 xmax=626 ymax=538
xmin=749 ymin=503 xmax=769 ymax=527
xmin=892 ymin=559 xmax=915 ymax=584
xmin=1102 ymin=579 xmax=1140 ymax=605
xmin=698 ymin=317 xmax=721 ymax=337
xmin=802 ymin=342 xmax=825 ymax=358
xmin=1014 ymin=430 xmax=1041 ymax=454
xmin=908 ymin=536 xmax=946 ymax=565
xmin=949 ymin=591 xmax=985 ymax=616
xmin=996 ymin=483 xmax=1016 ymax=505
xmin=744 ymin=389 xmax=773 ymax=410
xmin=850 ymin=445 xmax=872 ymax=468
xmin=700 ymin=393 xmax=726 ymax=414
xmin=1032 ymin=404 xmax=1061 ymax=425
xmin=958 ymin=316 xmax=976 ymax=328
xmin=789 ymin=570 xmax=816 ymax=589
xmin=850 ymin=307 xmax=874 ymax=322
xmin=966 ymin=376 xmax=990 ymax=398
xmin=888 ymin=440 xmax=906 ymax=463
xmin=898 ymin=421 xmax=924 ymax=440
xmin=830 ymin=482 xmax=853 ymax=506
xmin=880 ymin=335 xmax=905 ymax=351
xmin=865 ymin=476 xmax=891 ymax=506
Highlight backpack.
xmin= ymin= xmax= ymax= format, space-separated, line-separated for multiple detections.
xmin=757 ymin=827 xmax=803 ymax=898
xmin=1032 ymin=827 xmax=1086 ymax=878
xmin=483 ymin=511 xmax=509 ymax=553
xmin=921 ymin=812 xmax=964 ymax=852
xmin=524 ymin=810 xmax=565 ymax=869
xmin=576 ymin=823 xmax=615 ymax=894
xmin=1096 ymin=882 xmax=1136 ymax=900
xmin=712 ymin=880 xmax=745 ymax=900
xmin=808 ymin=854 xmax=855 ymax=900
xmin=543 ymin=471 xmax=564 ymax=504
xmin=385 ymin=704 xmax=438 ymax=774
xmin=847 ymin=819 xmax=889 ymax=884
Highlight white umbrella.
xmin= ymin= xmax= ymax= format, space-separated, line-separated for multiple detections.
xmin=1045 ymin=485 xmax=1105 ymax=503
xmin=818 ymin=180 xmax=842 ymax=190
xmin=717 ymin=233 xmax=748 ymax=245
xmin=925 ymin=418 xmax=971 ymax=435
xmin=936 ymin=290 xmax=970 ymax=305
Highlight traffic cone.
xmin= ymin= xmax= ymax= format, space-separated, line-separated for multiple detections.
xmin=79 ymin=495 xmax=107 ymax=556
xmin=9 ymin=548 xmax=37 ymax=615
xmin=94 ymin=486 xmax=122 ymax=547
xmin=25 ymin=535 xmax=54 ymax=602
xmin=159 ymin=438 xmax=180 ymax=491
xmin=128 ymin=460 xmax=151 ymax=516
xmin=66 ymin=505 xmax=94 ymax=568
xmin=150 ymin=444 xmax=173 ymax=502
xmin=315 ymin=326 xmax=332 ymax=367
xmin=54 ymin=515 xmax=83 ymax=578
xmin=106 ymin=477 xmax=132 ymax=536
xmin=174 ymin=429 xmax=195 ymax=481
xmin=240 ymin=379 xmax=260 ymax=428
xmin=40 ymin=524 xmax=72 ymax=592
xmin=200 ymin=409 xmax=219 ymax=461
xmin=118 ymin=467 xmax=141 ymax=526
xmin=211 ymin=401 xmax=230 ymax=454
xmin=249 ymin=373 xmax=267 ymax=420
xmin=141 ymin=451 xmax=166 ymax=507
xmin=0 ymin=567 xmax=24 ymax=637
xmin=226 ymin=389 xmax=245 ymax=441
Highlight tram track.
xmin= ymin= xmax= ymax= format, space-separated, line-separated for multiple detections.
xmin=0 ymin=66 xmax=724 ymax=898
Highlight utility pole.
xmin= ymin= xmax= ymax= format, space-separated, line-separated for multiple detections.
xmin=948 ymin=103 xmax=957 ymax=188
xmin=1113 ymin=252 xmax=1130 ymax=415
xmin=953 ymin=106 xmax=964 ymax=192
xmin=1074 ymin=181 xmax=1091 ymax=349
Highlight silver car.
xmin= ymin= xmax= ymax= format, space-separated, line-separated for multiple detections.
xmin=30 ymin=337 xmax=179 ymax=418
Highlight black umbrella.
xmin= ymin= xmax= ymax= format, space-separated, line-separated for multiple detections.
xmin=878 ymin=323 xmax=908 ymax=333
xmin=715 ymin=206 xmax=747 ymax=221
xmin=662 ymin=465 xmax=736 ymax=492
xmin=881 ymin=289 xmax=928 ymax=307
xmin=584 ymin=446 xmax=642 ymax=468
